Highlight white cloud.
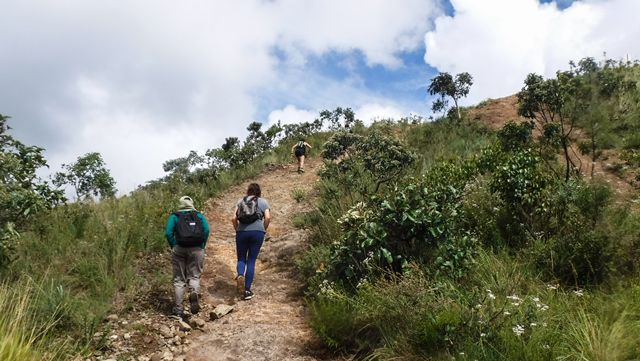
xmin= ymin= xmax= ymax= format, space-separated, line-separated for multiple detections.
xmin=355 ymin=103 xmax=407 ymax=124
xmin=0 ymin=0 xmax=442 ymax=192
xmin=268 ymin=102 xmax=408 ymax=129
xmin=424 ymin=0 xmax=640 ymax=104
xmin=267 ymin=105 xmax=317 ymax=126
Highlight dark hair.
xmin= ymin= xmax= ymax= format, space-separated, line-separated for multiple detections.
xmin=247 ymin=183 xmax=261 ymax=197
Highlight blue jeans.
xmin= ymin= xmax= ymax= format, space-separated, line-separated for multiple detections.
xmin=235 ymin=230 xmax=265 ymax=291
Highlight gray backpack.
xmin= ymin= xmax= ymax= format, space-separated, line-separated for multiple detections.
xmin=236 ymin=196 xmax=262 ymax=224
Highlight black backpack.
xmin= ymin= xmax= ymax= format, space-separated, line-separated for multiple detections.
xmin=236 ymin=196 xmax=262 ymax=224
xmin=295 ymin=141 xmax=306 ymax=155
xmin=173 ymin=211 xmax=206 ymax=247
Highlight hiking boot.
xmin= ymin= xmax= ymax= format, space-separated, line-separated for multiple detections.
xmin=300 ymin=168 xmax=305 ymax=173
xmin=243 ymin=290 xmax=254 ymax=300
xmin=189 ymin=293 xmax=200 ymax=314
xmin=236 ymin=275 xmax=245 ymax=296
xmin=171 ymin=306 xmax=184 ymax=318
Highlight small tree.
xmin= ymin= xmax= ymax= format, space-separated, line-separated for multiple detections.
xmin=1 ymin=114 xmax=65 ymax=267
xmin=517 ymin=72 xmax=578 ymax=181
xmin=54 ymin=152 xmax=117 ymax=200
xmin=428 ymin=72 xmax=474 ymax=121
xmin=162 ymin=150 xmax=205 ymax=181
xmin=319 ymin=107 xmax=357 ymax=130
xmin=570 ymin=57 xmax=636 ymax=177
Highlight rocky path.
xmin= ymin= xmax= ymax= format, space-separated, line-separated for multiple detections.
xmin=185 ymin=158 xmax=332 ymax=361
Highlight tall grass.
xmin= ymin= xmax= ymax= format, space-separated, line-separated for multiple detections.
xmin=0 ymin=279 xmax=70 ymax=361
xmin=0 ymin=133 xmax=331 ymax=358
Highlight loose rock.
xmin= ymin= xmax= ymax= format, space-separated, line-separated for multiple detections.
xmin=210 ymin=304 xmax=235 ymax=320
xmin=158 ymin=325 xmax=174 ymax=339
xmin=177 ymin=320 xmax=192 ymax=332
xmin=189 ymin=317 xmax=206 ymax=329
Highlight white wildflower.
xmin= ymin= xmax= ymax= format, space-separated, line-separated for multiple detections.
xmin=512 ymin=324 xmax=525 ymax=336
xmin=530 ymin=322 xmax=537 ymax=327
xmin=546 ymin=284 xmax=558 ymax=290
xmin=573 ymin=289 xmax=584 ymax=297
xmin=486 ymin=289 xmax=496 ymax=300
xmin=480 ymin=333 xmax=486 ymax=337
xmin=503 ymin=311 xmax=511 ymax=315
xmin=507 ymin=294 xmax=521 ymax=301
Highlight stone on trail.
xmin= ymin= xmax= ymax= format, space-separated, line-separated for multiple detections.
xmin=209 ymin=304 xmax=235 ymax=320
xmin=189 ymin=317 xmax=206 ymax=329
xmin=177 ymin=319 xmax=192 ymax=332
xmin=158 ymin=325 xmax=174 ymax=339
xmin=106 ymin=314 xmax=119 ymax=322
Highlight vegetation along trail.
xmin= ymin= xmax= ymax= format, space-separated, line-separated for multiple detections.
xmin=185 ymin=157 xmax=333 ymax=361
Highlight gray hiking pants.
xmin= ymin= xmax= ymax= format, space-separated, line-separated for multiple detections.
xmin=172 ymin=245 xmax=204 ymax=308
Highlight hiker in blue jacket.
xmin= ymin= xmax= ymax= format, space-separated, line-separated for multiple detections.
xmin=165 ymin=195 xmax=210 ymax=317
xmin=231 ymin=183 xmax=271 ymax=300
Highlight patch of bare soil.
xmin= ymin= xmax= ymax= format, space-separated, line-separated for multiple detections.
xmin=468 ymin=95 xmax=638 ymax=196
xmin=467 ymin=95 xmax=524 ymax=130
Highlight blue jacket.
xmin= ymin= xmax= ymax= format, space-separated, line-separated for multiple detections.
xmin=165 ymin=210 xmax=210 ymax=249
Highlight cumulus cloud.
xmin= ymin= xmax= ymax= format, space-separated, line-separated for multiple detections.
xmin=267 ymin=102 xmax=408 ymax=129
xmin=355 ymin=103 xmax=407 ymax=124
xmin=0 ymin=0 xmax=442 ymax=193
xmin=267 ymin=105 xmax=317 ymax=126
xmin=424 ymin=0 xmax=640 ymax=104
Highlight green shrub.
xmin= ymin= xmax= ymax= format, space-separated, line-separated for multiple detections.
xmin=290 ymin=188 xmax=306 ymax=203
xmin=623 ymin=133 xmax=640 ymax=149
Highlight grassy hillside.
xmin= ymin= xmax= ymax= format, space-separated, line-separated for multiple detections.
xmin=0 ymin=122 xmax=328 ymax=359
xmin=2 ymin=58 xmax=640 ymax=360
xmin=298 ymin=60 xmax=640 ymax=360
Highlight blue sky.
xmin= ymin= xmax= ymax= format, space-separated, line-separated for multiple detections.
xmin=1 ymin=0 xmax=638 ymax=193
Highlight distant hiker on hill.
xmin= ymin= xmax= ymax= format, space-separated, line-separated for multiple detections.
xmin=291 ymin=139 xmax=312 ymax=173
xmin=165 ymin=195 xmax=210 ymax=317
xmin=231 ymin=183 xmax=271 ymax=300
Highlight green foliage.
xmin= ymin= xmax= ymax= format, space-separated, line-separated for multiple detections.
xmin=428 ymin=72 xmax=474 ymax=120
xmin=529 ymin=181 xmax=614 ymax=285
xmin=0 ymin=279 xmax=72 ymax=360
xmin=321 ymin=130 xmax=416 ymax=196
xmin=326 ymin=160 xmax=478 ymax=288
xmin=290 ymin=188 xmax=306 ymax=203
xmin=497 ymin=120 xmax=534 ymax=152
xmin=517 ymin=71 xmax=579 ymax=181
xmin=0 ymin=115 xmax=65 ymax=269
xmin=53 ymin=152 xmax=117 ymax=200
xmin=319 ymin=107 xmax=361 ymax=131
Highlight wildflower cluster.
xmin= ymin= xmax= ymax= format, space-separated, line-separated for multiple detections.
xmin=469 ymin=289 xmax=553 ymax=341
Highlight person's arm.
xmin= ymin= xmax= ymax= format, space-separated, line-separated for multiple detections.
xmin=291 ymin=144 xmax=296 ymax=153
xmin=263 ymin=208 xmax=271 ymax=230
xmin=164 ymin=214 xmax=178 ymax=248
xmin=304 ymin=142 xmax=312 ymax=149
xmin=230 ymin=205 xmax=239 ymax=231
xmin=199 ymin=213 xmax=210 ymax=249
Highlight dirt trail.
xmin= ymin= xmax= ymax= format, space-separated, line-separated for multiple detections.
xmin=185 ymin=158 xmax=331 ymax=361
